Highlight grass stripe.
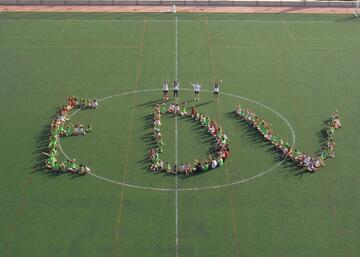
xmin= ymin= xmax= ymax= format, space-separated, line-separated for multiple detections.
xmin=58 ymin=17 xmax=70 ymax=39
xmin=211 ymin=46 xmax=349 ymax=50
xmin=175 ymin=15 xmax=180 ymax=257
xmin=205 ymin=16 xmax=215 ymax=82
xmin=0 ymin=45 xmax=139 ymax=49
xmin=2 ymin=176 xmax=32 ymax=256
xmin=205 ymin=15 xmax=241 ymax=257
xmin=112 ymin=17 xmax=147 ymax=257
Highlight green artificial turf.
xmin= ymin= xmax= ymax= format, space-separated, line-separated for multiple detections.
xmin=0 ymin=12 xmax=360 ymax=257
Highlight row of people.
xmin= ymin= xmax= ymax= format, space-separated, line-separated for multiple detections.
xmin=149 ymin=104 xmax=164 ymax=172
xmin=234 ymin=104 xmax=341 ymax=172
xmin=319 ymin=110 xmax=341 ymax=160
xmin=54 ymin=123 xmax=92 ymax=137
xmin=45 ymin=97 xmax=74 ymax=172
xmin=67 ymin=96 xmax=99 ymax=109
xmin=162 ymin=79 xmax=222 ymax=102
xmin=168 ymin=101 xmax=196 ymax=117
xmin=148 ymin=102 xmax=230 ymax=175
xmin=150 ymin=155 xmax=226 ymax=175
xmin=153 ymin=104 xmax=165 ymax=152
xmin=44 ymin=96 xmax=95 ymax=174
xmin=44 ymin=156 xmax=90 ymax=175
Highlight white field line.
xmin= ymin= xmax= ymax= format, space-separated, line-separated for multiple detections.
xmin=296 ymin=38 xmax=360 ymax=41
xmin=0 ymin=45 xmax=351 ymax=51
xmin=175 ymin=15 xmax=179 ymax=257
xmin=211 ymin=46 xmax=348 ymax=51
xmin=58 ymin=17 xmax=70 ymax=39
xmin=58 ymin=88 xmax=296 ymax=192
xmin=0 ymin=18 xmax=337 ymax=24
xmin=283 ymin=20 xmax=295 ymax=41
xmin=98 ymin=89 xmax=159 ymax=102
xmin=0 ymin=45 xmax=138 ymax=49
xmin=175 ymin=116 xmax=179 ymax=257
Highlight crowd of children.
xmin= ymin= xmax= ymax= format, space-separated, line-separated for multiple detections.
xmin=43 ymin=96 xmax=97 ymax=175
xmin=234 ymin=104 xmax=341 ymax=172
xmin=148 ymin=101 xmax=230 ymax=175
xmin=44 ymin=94 xmax=340 ymax=176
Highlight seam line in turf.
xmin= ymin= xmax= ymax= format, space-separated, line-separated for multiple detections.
xmin=175 ymin=15 xmax=180 ymax=257
xmin=205 ymin=16 xmax=242 ymax=257
xmin=112 ymin=17 xmax=147 ymax=257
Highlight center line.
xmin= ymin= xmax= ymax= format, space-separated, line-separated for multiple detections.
xmin=174 ymin=15 xmax=179 ymax=257
xmin=175 ymin=116 xmax=179 ymax=257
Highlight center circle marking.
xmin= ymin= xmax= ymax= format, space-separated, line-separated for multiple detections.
xmin=59 ymin=88 xmax=296 ymax=191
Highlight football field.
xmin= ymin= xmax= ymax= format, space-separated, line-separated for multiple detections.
xmin=1 ymin=12 xmax=360 ymax=257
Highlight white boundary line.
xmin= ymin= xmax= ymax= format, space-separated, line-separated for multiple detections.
xmin=283 ymin=20 xmax=295 ymax=41
xmin=0 ymin=18 xmax=336 ymax=24
xmin=211 ymin=46 xmax=349 ymax=50
xmin=174 ymin=15 xmax=179 ymax=257
xmin=0 ymin=45 xmax=139 ymax=49
xmin=58 ymin=17 xmax=70 ymax=39
xmin=0 ymin=45 xmax=352 ymax=50
xmin=58 ymin=88 xmax=296 ymax=191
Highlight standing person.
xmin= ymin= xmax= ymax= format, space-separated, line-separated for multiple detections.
xmin=213 ymin=80 xmax=222 ymax=102
xmin=173 ymin=80 xmax=179 ymax=99
xmin=162 ymin=79 xmax=169 ymax=101
xmin=191 ymin=82 xmax=201 ymax=101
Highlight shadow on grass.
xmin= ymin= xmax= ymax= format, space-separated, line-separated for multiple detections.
xmin=278 ymin=160 xmax=311 ymax=179
xmin=137 ymin=99 xmax=164 ymax=108
xmin=226 ymin=111 xmax=317 ymax=178
xmin=194 ymin=100 xmax=213 ymax=108
xmin=335 ymin=15 xmax=358 ymax=23
xmin=140 ymin=112 xmax=222 ymax=174
xmin=32 ymin=124 xmax=51 ymax=174
xmin=32 ymin=122 xmax=88 ymax=179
